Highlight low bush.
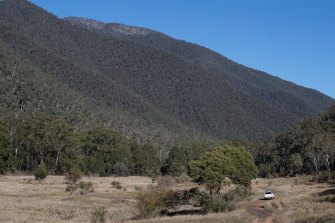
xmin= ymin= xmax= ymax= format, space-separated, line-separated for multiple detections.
xmin=92 ymin=206 xmax=107 ymax=223
xmin=200 ymin=193 xmax=234 ymax=213
xmin=137 ymin=188 xmax=182 ymax=218
xmin=182 ymin=186 xmax=249 ymax=213
xmin=224 ymin=186 xmax=254 ymax=202
xmin=316 ymin=171 xmax=335 ymax=183
xmin=65 ymin=167 xmax=82 ymax=183
xmin=111 ymin=181 xmax=122 ymax=189
xmin=65 ymin=181 xmax=93 ymax=195
xmin=136 ymin=176 xmax=182 ymax=219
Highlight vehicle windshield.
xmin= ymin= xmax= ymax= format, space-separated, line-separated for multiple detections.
xmin=265 ymin=192 xmax=272 ymax=194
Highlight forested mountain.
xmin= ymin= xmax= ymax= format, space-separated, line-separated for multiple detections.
xmin=65 ymin=17 xmax=333 ymax=116
xmin=0 ymin=41 xmax=208 ymax=147
xmin=0 ymin=0 xmax=334 ymax=146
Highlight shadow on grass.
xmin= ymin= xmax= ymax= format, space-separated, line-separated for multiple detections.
xmin=316 ymin=188 xmax=335 ymax=203
xmin=166 ymin=209 xmax=202 ymax=217
xmin=318 ymin=189 xmax=335 ymax=196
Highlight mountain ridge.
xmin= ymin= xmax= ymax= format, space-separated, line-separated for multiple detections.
xmin=65 ymin=16 xmax=332 ymax=113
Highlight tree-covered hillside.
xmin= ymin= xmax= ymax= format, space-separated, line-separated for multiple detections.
xmin=0 ymin=0 xmax=334 ymax=146
xmin=0 ymin=40 xmax=211 ymax=148
xmin=255 ymin=104 xmax=335 ymax=177
xmin=66 ymin=17 xmax=334 ymax=118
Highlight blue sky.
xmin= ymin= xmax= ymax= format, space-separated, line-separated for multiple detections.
xmin=29 ymin=0 xmax=335 ymax=99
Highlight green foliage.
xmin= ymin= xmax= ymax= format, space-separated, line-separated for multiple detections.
xmin=66 ymin=167 xmax=82 ymax=183
xmin=188 ymin=145 xmax=258 ymax=194
xmin=199 ymin=193 xmax=235 ymax=214
xmin=0 ymin=114 xmax=163 ymax=177
xmin=65 ymin=185 xmax=76 ymax=192
xmin=66 ymin=181 xmax=93 ymax=194
xmin=0 ymin=1 xmax=213 ymax=149
xmin=136 ymin=176 xmax=182 ymax=219
xmin=66 ymin=16 xmax=334 ymax=142
xmin=131 ymin=144 xmax=161 ymax=176
xmin=223 ymin=186 xmax=254 ymax=202
xmin=92 ymin=206 xmax=107 ymax=223
xmin=34 ymin=161 xmax=47 ymax=180
xmin=162 ymin=142 xmax=212 ymax=176
xmin=0 ymin=123 xmax=11 ymax=173
xmin=255 ymin=104 xmax=335 ymax=177
xmin=111 ymin=181 xmax=122 ymax=190
xmin=182 ymin=186 xmax=250 ymax=214
xmin=163 ymin=146 xmax=186 ymax=176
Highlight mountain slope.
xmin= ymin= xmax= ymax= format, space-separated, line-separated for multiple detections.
xmin=0 ymin=40 xmax=208 ymax=147
xmin=0 ymin=0 xmax=333 ymax=144
xmin=65 ymin=17 xmax=333 ymax=117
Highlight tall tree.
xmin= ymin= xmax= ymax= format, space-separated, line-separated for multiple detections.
xmin=0 ymin=122 xmax=11 ymax=173
xmin=188 ymin=145 xmax=258 ymax=195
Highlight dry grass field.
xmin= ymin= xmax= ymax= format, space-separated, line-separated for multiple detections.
xmin=0 ymin=175 xmax=334 ymax=223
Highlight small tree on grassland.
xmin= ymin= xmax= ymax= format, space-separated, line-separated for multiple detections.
xmin=188 ymin=144 xmax=258 ymax=195
xmin=35 ymin=161 xmax=48 ymax=180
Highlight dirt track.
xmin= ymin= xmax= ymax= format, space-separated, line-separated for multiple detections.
xmin=247 ymin=200 xmax=276 ymax=223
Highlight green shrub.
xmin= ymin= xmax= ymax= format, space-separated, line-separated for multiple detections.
xmin=224 ymin=186 xmax=254 ymax=202
xmin=65 ymin=181 xmax=93 ymax=194
xmin=111 ymin=181 xmax=122 ymax=189
xmin=92 ymin=206 xmax=107 ymax=223
xmin=136 ymin=177 xmax=183 ymax=219
xmin=199 ymin=193 xmax=235 ymax=213
xmin=34 ymin=161 xmax=48 ymax=180
xmin=182 ymin=187 xmax=201 ymax=202
xmin=65 ymin=185 xmax=76 ymax=192
xmin=317 ymin=171 xmax=335 ymax=183
xmin=66 ymin=167 xmax=82 ymax=183
xmin=183 ymin=187 xmax=238 ymax=214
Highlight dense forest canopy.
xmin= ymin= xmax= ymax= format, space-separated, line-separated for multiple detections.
xmin=0 ymin=115 xmax=162 ymax=176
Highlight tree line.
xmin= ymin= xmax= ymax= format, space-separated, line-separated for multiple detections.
xmin=0 ymin=114 xmax=161 ymax=176
xmin=1 ymin=104 xmax=335 ymax=181
xmin=253 ymin=104 xmax=335 ymax=178
xmin=0 ymin=114 xmax=257 ymax=182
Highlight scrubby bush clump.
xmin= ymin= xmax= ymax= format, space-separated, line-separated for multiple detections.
xmin=65 ymin=181 xmax=94 ymax=195
xmin=136 ymin=176 xmax=182 ymax=218
xmin=65 ymin=167 xmax=82 ymax=183
xmin=111 ymin=180 xmax=122 ymax=189
xmin=199 ymin=193 xmax=235 ymax=213
xmin=92 ymin=206 xmax=107 ymax=223
xmin=182 ymin=186 xmax=251 ymax=214
xmin=34 ymin=161 xmax=48 ymax=180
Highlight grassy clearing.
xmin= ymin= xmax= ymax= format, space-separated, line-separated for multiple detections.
xmin=0 ymin=175 xmax=151 ymax=222
xmin=0 ymin=175 xmax=334 ymax=222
